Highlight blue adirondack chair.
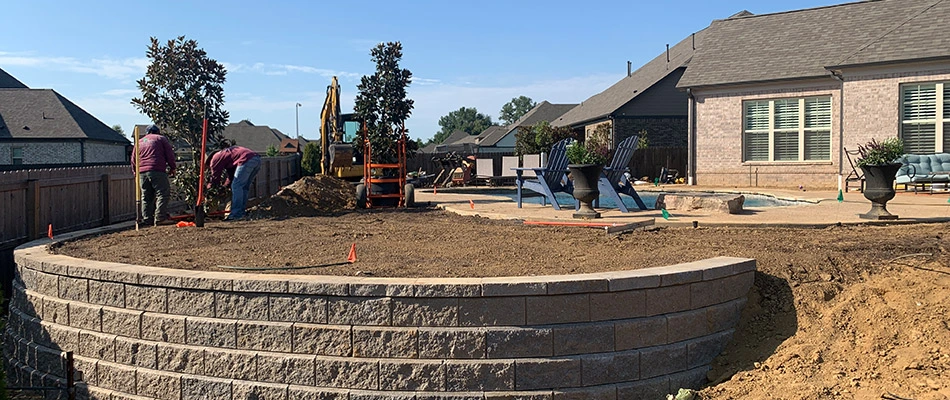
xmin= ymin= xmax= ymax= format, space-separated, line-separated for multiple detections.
xmin=597 ymin=135 xmax=648 ymax=212
xmin=513 ymin=138 xmax=574 ymax=210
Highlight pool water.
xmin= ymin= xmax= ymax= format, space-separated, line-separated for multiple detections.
xmin=495 ymin=190 xmax=808 ymax=209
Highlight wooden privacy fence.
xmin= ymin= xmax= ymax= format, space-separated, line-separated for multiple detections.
xmin=411 ymin=147 xmax=686 ymax=182
xmin=0 ymin=155 xmax=301 ymax=250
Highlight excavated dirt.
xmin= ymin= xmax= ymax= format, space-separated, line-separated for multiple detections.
xmin=50 ymin=176 xmax=950 ymax=399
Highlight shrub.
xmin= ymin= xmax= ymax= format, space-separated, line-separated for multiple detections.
xmin=856 ymin=138 xmax=904 ymax=167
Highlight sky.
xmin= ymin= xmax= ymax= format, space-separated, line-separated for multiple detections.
xmin=1 ymin=0 xmax=843 ymax=143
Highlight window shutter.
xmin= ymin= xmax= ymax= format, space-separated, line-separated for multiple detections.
xmin=902 ymin=123 xmax=936 ymax=153
xmin=805 ymin=97 xmax=831 ymax=128
xmin=804 ymin=132 xmax=831 ymax=160
xmin=744 ymin=101 xmax=769 ymax=131
xmin=774 ymin=132 xmax=799 ymax=161
xmin=773 ymin=100 xmax=799 ymax=130
xmin=903 ymin=84 xmax=937 ymax=121
xmin=744 ymin=133 xmax=769 ymax=161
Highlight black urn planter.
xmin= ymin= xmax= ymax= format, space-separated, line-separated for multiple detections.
xmin=568 ymin=164 xmax=603 ymax=219
xmin=859 ymin=163 xmax=901 ymax=220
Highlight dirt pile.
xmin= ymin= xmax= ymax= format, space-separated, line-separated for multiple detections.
xmin=249 ymin=175 xmax=357 ymax=218
xmin=702 ymin=255 xmax=950 ymax=400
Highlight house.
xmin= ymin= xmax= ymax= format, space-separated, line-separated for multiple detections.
xmin=552 ymin=24 xmax=716 ymax=147
xmin=136 ymin=119 xmax=304 ymax=160
xmin=0 ymin=68 xmax=131 ymax=170
xmin=434 ymin=130 xmax=480 ymax=153
xmin=221 ymin=119 xmax=298 ymax=154
xmin=481 ymin=101 xmax=577 ymax=153
xmin=676 ymin=0 xmax=950 ymax=189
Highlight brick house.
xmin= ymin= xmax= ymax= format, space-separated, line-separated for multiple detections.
xmin=0 ymin=68 xmax=131 ymax=170
xmin=677 ymin=0 xmax=950 ymax=189
xmin=551 ymin=21 xmax=724 ymax=147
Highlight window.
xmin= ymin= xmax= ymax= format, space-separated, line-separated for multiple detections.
xmin=11 ymin=147 xmax=23 ymax=165
xmin=900 ymin=82 xmax=948 ymax=153
xmin=742 ymin=96 xmax=832 ymax=162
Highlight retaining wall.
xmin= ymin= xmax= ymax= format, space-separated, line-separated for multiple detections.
xmin=5 ymin=224 xmax=755 ymax=400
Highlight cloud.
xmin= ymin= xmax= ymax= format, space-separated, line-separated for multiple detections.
xmin=413 ymin=78 xmax=441 ymax=86
xmin=0 ymin=51 xmax=147 ymax=81
xmin=100 ymin=89 xmax=141 ymax=97
xmin=224 ymin=62 xmax=362 ymax=79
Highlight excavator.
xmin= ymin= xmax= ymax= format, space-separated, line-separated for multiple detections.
xmin=320 ymin=76 xmax=362 ymax=180
xmin=320 ymin=76 xmax=413 ymax=208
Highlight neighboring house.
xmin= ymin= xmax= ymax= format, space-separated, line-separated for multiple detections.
xmin=481 ymin=101 xmax=577 ymax=153
xmin=0 ymin=68 xmax=131 ymax=170
xmin=472 ymin=125 xmax=510 ymax=154
xmin=137 ymin=119 xmax=303 ymax=160
xmin=435 ymin=130 xmax=480 ymax=153
xmin=222 ymin=119 xmax=297 ymax=154
xmin=677 ymin=0 xmax=950 ymax=189
xmin=551 ymin=22 xmax=719 ymax=147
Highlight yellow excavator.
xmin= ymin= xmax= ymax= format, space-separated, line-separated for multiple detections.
xmin=320 ymin=76 xmax=362 ymax=179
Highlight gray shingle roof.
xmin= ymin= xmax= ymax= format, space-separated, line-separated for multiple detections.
xmin=476 ymin=125 xmax=510 ymax=147
xmin=553 ymin=28 xmax=708 ymax=127
xmin=0 ymin=68 xmax=28 ymax=88
xmin=221 ymin=120 xmax=292 ymax=153
xmin=0 ymin=89 xmax=130 ymax=143
xmin=510 ymin=101 xmax=577 ymax=128
xmin=442 ymin=130 xmax=475 ymax=145
xmin=678 ymin=0 xmax=944 ymax=88
xmin=835 ymin=0 xmax=950 ymax=67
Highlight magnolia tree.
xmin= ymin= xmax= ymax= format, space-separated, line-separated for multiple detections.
xmin=132 ymin=36 xmax=230 ymax=208
xmin=353 ymin=42 xmax=414 ymax=164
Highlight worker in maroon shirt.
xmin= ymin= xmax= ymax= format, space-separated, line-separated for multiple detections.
xmin=132 ymin=125 xmax=176 ymax=226
xmin=207 ymin=145 xmax=261 ymax=221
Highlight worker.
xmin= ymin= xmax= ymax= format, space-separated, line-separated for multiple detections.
xmin=133 ymin=124 xmax=176 ymax=226
xmin=207 ymin=145 xmax=262 ymax=221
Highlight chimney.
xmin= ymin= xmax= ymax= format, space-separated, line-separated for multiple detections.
xmin=627 ymin=61 xmax=632 ymax=77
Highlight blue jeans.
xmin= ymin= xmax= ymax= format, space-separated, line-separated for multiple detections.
xmin=228 ymin=155 xmax=261 ymax=219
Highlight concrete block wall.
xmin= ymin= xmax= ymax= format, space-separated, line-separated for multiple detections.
xmin=6 ymin=225 xmax=755 ymax=400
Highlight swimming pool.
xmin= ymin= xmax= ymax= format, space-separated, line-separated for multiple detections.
xmin=488 ymin=189 xmax=810 ymax=209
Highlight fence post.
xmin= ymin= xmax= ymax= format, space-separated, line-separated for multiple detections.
xmin=65 ymin=351 xmax=75 ymax=400
xmin=101 ymin=174 xmax=112 ymax=226
xmin=26 ymin=179 xmax=40 ymax=240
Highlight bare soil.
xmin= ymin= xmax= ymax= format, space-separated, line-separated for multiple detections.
xmin=51 ymin=176 xmax=950 ymax=399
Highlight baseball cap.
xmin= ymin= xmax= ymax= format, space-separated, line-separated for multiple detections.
xmin=147 ymin=124 xmax=160 ymax=134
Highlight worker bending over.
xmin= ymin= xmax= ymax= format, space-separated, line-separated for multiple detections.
xmin=208 ymin=145 xmax=261 ymax=221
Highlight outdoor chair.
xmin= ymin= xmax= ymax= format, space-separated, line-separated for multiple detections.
xmin=844 ymin=147 xmax=865 ymax=192
xmin=513 ymin=138 xmax=574 ymax=210
xmin=596 ymin=135 xmax=648 ymax=212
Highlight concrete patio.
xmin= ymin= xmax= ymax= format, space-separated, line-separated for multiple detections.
xmin=416 ymin=185 xmax=950 ymax=227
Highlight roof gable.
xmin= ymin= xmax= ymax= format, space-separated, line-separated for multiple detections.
xmin=554 ymin=27 xmax=708 ymax=127
xmin=0 ymin=68 xmax=28 ymax=89
xmin=511 ymin=101 xmax=577 ymax=129
xmin=0 ymin=89 xmax=130 ymax=143
xmin=476 ymin=125 xmax=511 ymax=147
xmin=835 ymin=0 xmax=950 ymax=67
xmin=221 ymin=120 xmax=290 ymax=153
xmin=678 ymin=0 xmax=944 ymax=88
xmin=442 ymin=130 xmax=474 ymax=145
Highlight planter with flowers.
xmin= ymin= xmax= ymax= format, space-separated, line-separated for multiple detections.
xmin=855 ymin=137 xmax=904 ymax=220
xmin=566 ymin=131 xmax=611 ymax=219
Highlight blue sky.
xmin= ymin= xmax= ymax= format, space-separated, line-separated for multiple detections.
xmin=2 ymin=0 xmax=841 ymax=142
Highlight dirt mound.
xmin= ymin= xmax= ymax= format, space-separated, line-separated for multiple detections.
xmin=249 ymin=175 xmax=357 ymax=218
xmin=701 ymin=255 xmax=950 ymax=400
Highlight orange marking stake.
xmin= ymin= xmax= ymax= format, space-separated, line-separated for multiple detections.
xmin=48 ymin=224 xmax=53 ymax=239
xmin=433 ymin=184 xmax=437 ymax=195
xmin=347 ymin=243 xmax=357 ymax=263
xmin=176 ymin=221 xmax=197 ymax=228
xmin=469 ymin=199 xmax=475 ymax=209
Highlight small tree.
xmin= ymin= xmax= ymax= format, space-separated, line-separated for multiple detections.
xmin=132 ymin=36 xmax=230 ymax=207
xmin=111 ymin=124 xmax=124 ymax=135
xmin=353 ymin=42 xmax=414 ymax=164
xmin=499 ymin=96 xmax=536 ymax=126
xmin=301 ymin=141 xmax=321 ymax=176
xmin=265 ymin=144 xmax=279 ymax=157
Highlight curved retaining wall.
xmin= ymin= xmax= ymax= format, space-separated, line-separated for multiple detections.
xmin=6 ymin=224 xmax=755 ymax=400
